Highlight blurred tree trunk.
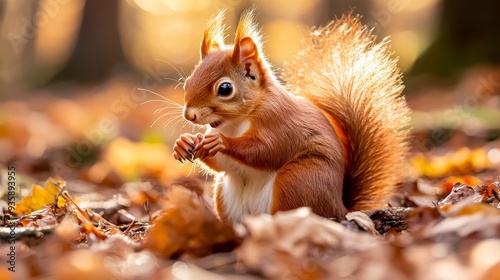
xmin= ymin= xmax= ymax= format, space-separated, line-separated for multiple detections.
xmin=409 ymin=0 xmax=500 ymax=80
xmin=50 ymin=0 xmax=127 ymax=83
xmin=0 ymin=0 xmax=39 ymax=92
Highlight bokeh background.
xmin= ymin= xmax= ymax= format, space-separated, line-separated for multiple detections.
xmin=0 ymin=0 xmax=499 ymax=185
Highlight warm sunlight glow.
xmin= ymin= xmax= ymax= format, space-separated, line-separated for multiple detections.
xmin=264 ymin=20 xmax=306 ymax=65
xmin=390 ymin=30 xmax=422 ymax=71
xmin=255 ymin=0 xmax=320 ymax=17
xmin=35 ymin=0 xmax=85 ymax=66
xmin=133 ymin=0 xmax=168 ymax=15
xmin=405 ymin=0 xmax=441 ymax=12
xmin=372 ymin=0 xmax=438 ymax=12
xmin=488 ymin=148 xmax=500 ymax=165
xmin=162 ymin=0 xmax=211 ymax=13
xmin=119 ymin=1 xmax=220 ymax=71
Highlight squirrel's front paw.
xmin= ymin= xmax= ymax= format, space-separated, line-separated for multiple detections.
xmin=173 ymin=133 xmax=202 ymax=163
xmin=194 ymin=133 xmax=226 ymax=160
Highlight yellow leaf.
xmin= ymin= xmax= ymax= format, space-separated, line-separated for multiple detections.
xmin=98 ymin=137 xmax=194 ymax=183
xmin=454 ymin=203 xmax=500 ymax=216
xmin=412 ymin=148 xmax=494 ymax=178
xmin=14 ymin=178 xmax=66 ymax=215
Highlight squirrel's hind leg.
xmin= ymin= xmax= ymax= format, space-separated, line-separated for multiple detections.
xmin=271 ymin=158 xmax=347 ymax=221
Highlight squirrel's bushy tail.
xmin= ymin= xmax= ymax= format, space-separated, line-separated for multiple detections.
xmin=283 ymin=14 xmax=411 ymax=210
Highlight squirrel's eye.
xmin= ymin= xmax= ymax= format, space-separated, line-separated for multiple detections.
xmin=217 ymin=82 xmax=233 ymax=97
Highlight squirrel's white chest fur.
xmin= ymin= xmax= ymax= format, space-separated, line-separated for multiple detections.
xmin=207 ymin=119 xmax=276 ymax=223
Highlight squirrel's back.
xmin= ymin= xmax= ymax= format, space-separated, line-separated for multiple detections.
xmin=283 ymin=14 xmax=411 ymax=210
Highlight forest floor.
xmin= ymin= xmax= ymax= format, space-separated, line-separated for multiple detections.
xmin=1 ymin=66 xmax=500 ymax=280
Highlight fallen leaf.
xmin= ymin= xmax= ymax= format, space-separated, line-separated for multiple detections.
xmin=345 ymin=211 xmax=378 ymax=234
xmin=438 ymin=182 xmax=479 ymax=207
xmin=238 ymin=207 xmax=377 ymax=279
xmin=441 ymin=175 xmax=482 ymax=193
xmin=144 ymin=184 xmax=239 ymax=259
xmin=14 ymin=178 xmax=66 ymax=216
xmin=469 ymin=239 xmax=500 ymax=276
xmin=439 ymin=179 xmax=500 ymax=208
xmin=54 ymin=249 xmax=115 ymax=280
xmin=424 ymin=211 xmax=500 ymax=239
xmin=412 ymin=148 xmax=494 ymax=178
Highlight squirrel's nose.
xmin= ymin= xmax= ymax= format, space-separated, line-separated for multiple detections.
xmin=183 ymin=107 xmax=197 ymax=122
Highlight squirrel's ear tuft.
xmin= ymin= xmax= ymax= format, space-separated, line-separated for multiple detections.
xmin=232 ymin=9 xmax=262 ymax=65
xmin=201 ymin=10 xmax=227 ymax=59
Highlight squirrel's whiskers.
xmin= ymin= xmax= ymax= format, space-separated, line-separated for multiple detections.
xmin=153 ymin=58 xmax=188 ymax=85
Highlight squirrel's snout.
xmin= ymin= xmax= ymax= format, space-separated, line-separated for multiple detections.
xmin=183 ymin=107 xmax=197 ymax=123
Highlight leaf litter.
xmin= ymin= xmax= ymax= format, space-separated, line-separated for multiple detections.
xmin=1 ymin=82 xmax=500 ymax=279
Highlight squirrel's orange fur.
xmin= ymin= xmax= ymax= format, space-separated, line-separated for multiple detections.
xmin=173 ymin=10 xmax=411 ymax=223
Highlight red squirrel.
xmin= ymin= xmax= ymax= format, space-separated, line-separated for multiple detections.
xmin=172 ymin=10 xmax=410 ymax=223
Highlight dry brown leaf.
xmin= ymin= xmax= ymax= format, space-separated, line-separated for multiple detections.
xmin=470 ymin=239 xmax=500 ymax=277
xmin=441 ymin=175 xmax=482 ymax=193
xmin=416 ymin=178 xmax=444 ymax=196
xmin=424 ymin=211 xmax=500 ymax=239
xmin=476 ymin=181 xmax=500 ymax=202
xmin=439 ymin=179 xmax=500 ymax=209
xmin=54 ymin=215 xmax=81 ymax=242
xmin=144 ymin=185 xmax=239 ymax=259
xmin=163 ymin=261 xmax=258 ymax=280
xmin=14 ymin=201 xmax=68 ymax=230
xmin=438 ymin=182 xmax=481 ymax=207
xmin=238 ymin=207 xmax=377 ymax=279
xmin=54 ymin=249 xmax=115 ymax=280
xmin=345 ymin=211 xmax=379 ymax=234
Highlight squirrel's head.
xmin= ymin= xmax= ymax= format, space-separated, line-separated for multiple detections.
xmin=183 ymin=10 xmax=271 ymax=129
